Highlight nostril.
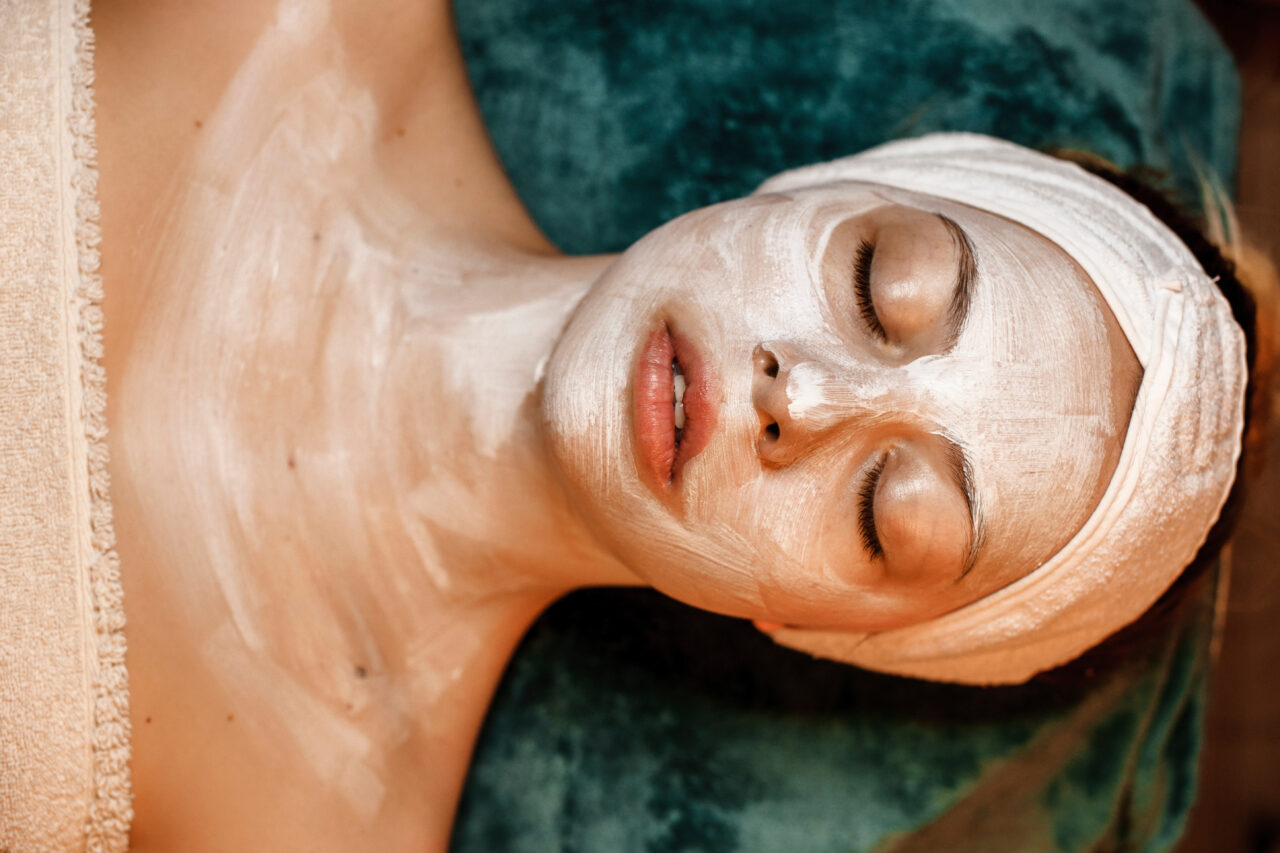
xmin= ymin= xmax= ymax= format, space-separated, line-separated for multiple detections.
xmin=758 ymin=420 xmax=783 ymax=465
xmin=755 ymin=346 xmax=780 ymax=379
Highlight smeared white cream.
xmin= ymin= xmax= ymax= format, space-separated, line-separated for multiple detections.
xmin=543 ymin=183 xmax=1133 ymax=630
xmin=782 ymin=358 xmax=897 ymax=426
xmin=111 ymin=0 xmax=622 ymax=825
xmin=437 ymin=293 xmax=578 ymax=459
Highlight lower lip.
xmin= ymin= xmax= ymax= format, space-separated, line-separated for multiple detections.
xmin=633 ymin=324 xmax=718 ymax=493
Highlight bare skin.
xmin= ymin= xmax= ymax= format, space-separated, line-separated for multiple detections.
xmin=93 ymin=1 xmax=1137 ymax=850
xmin=96 ymin=1 xmax=629 ymax=849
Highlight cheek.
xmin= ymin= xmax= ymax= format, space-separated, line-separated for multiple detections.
xmin=738 ymin=283 xmax=832 ymax=346
xmin=729 ymin=226 xmax=837 ymax=344
xmin=709 ymin=468 xmax=856 ymax=596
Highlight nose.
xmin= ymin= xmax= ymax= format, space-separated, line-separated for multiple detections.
xmin=753 ymin=342 xmax=886 ymax=467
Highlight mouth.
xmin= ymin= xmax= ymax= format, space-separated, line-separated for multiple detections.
xmin=634 ymin=323 xmax=718 ymax=494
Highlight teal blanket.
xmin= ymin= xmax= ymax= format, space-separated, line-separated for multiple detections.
xmin=451 ymin=1 xmax=1239 ymax=850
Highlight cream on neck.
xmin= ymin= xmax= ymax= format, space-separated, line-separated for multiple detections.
xmin=108 ymin=0 xmax=627 ymax=835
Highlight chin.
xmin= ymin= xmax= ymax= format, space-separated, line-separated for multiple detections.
xmin=541 ymin=285 xmax=645 ymax=530
xmin=542 ymin=335 xmax=749 ymax=613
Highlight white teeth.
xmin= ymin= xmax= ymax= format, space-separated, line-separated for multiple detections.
xmin=673 ymin=372 xmax=687 ymax=429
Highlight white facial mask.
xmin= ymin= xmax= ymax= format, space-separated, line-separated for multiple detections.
xmin=542 ymin=175 xmax=1136 ymax=634
xmin=755 ymin=133 xmax=1246 ymax=684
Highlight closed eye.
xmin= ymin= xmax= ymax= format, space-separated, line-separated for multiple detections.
xmin=853 ymin=239 xmax=887 ymax=342
xmin=858 ymin=452 xmax=888 ymax=560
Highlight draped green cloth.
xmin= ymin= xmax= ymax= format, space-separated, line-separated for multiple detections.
xmin=450 ymin=1 xmax=1239 ymax=850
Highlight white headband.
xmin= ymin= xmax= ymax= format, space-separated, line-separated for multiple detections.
xmin=753 ymin=133 xmax=1247 ymax=685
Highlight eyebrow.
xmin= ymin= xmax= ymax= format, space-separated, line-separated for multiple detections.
xmin=942 ymin=438 xmax=986 ymax=581
xmin=937 ymin=215 xmax=977 ymax=351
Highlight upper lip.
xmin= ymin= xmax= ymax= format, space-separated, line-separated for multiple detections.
xmin=633 ymin=322 xmax=719 ymax=497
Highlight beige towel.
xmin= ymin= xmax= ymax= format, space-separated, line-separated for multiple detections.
xmin=0 ymin=0 xmax=130 ymax=850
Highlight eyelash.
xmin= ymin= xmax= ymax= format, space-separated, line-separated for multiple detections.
xmin=852 ymin=239 xmax=887 ymax=343
xmin=858 ymin=452 xmax=888 ymax=560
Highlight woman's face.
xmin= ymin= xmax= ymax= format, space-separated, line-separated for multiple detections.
xmin=542 ymin=183 xmax=1138 ymax=632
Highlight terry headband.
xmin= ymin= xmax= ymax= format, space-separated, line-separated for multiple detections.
xmin=752 ymin=133 xmax=1247 ymax=685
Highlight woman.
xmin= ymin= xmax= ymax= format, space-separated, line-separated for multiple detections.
xmin=0 ymin=0 xmax=1269 ymax=850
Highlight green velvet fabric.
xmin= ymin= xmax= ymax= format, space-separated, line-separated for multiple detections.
xmin=449 ymin=1 xmax=1240 ymax=850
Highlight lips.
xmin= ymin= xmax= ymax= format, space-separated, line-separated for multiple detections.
xmin=634 ymin=324 xmax=718 ymax=493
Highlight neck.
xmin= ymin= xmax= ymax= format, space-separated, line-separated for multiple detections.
xmin=391 ymin=247 xmax=636 ymax=601
xmin=345 ymin=246 xmax=637 ymax=846
xmin=95 ymin=1 xmax=638 ymax=845
xmin=114 ymin=235 xmax=634 ymax=850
